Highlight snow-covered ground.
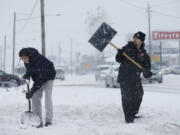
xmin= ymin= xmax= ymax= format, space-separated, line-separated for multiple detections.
xmin=0 ymin=74 xmax=180 ymax=135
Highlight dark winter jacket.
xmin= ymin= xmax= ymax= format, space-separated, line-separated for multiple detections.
xmin=23 ymin=48 xmax=56 ymax=94
xmin=116 ymin=41 xmax=151 ymax=83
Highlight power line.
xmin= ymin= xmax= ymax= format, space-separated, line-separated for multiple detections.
xmin=120 ymin=0 xmax=180 ymax=20
xmin=16 ymin=14 xmax=61 ymax=22
xmin=119 ymin=0 xmax=180 ymax=20
xmin=16 ymin=12 xmax=33 ymax=15
xmin=16 ymin=0 xmax=39 ymax=34
xmin=135 ymin=0 xmax=148 ymax=4
xmin=119 ymin=0 xmax=146 ymax=10
xmin=152 ymin=0 xmax=179 ymax=7
xmin=152 ymin=10 xmax=180 ymax=20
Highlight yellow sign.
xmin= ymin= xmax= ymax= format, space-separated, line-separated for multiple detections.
xmin=151 ymin=55 xmax=160 ymax=62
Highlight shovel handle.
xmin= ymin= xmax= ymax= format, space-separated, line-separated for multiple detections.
xmin=122 ymin=53 xmax=142 ymax=69
xmin=26 ymin=80 xmax=31 ymax=112
xmin=108 ymin=41 xmax=119 ymax=50
xmin=26 ymin=80 xmax=30 ymax=92
xmin=108 ymin=41 xmax=143 ymax=69
xmin=28 ymin=99 xmax=31 ymax=112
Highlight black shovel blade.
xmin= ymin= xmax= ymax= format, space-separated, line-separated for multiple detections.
xmin=88 ymin=22 xmax=117 ymax=52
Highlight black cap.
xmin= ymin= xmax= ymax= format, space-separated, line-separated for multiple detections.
xmin=19 ymin=48 xmax=29 ymax=57
xmin=133 ymin=31 xmax=146 ymax=42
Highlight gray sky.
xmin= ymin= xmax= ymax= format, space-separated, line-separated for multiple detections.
xmin=0 ymin=0 xmax=180 ymax=71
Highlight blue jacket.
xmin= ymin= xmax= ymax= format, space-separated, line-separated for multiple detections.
xmin=24 ymin=48 xmax=56 ymax=94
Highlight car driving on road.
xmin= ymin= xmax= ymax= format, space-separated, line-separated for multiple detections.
xmin=0 ymin=70 xmax=25 ymax=87
xmin=95 ymin=65 xmax=111 ymax=81
xmin=104 ymin=65 xmax=120 ymax=88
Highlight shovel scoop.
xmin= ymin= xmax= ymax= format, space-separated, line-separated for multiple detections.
xmin=21 ymin=80 xmax=41 ymax=127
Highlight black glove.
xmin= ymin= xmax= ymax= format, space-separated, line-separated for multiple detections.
xmin=26 ymin=91 xmax=33 ymax=99
xmin=118 ymin=49 xmax=124 ymax=54
xmin=23 ymin=74 xmax=30 ymax=80
xmin=142 ymin=68 xmax=153 ymax=78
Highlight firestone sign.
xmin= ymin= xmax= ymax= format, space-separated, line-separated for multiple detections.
xmin=152 ymin=31 xmax=180 ymax=40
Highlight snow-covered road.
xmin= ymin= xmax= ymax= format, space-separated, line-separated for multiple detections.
xmin=0 ymin=74 xmax=180 ymax=135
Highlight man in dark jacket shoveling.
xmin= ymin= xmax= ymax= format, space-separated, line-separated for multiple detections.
xmin=19 ymin=47 xmax=56 ymax=128
xmin=116 ymin=31 xmax=152 ymax=123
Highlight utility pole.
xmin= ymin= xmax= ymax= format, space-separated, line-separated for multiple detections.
xmin=148 ymin=3 xmax=152 ymax=57
xmin=12 ymin=12 xmax=16 ymax=74
xmin=160 ymin=41 xmax=162 ymax=68
xmin=179 ymin=40 xmax=180 ymax=66
xmin=40 ymin=0 xmax=46 ymax=56
xmin=0 ymin=46 xmax=2 ymax=70
xmin=4 ymin=35 xmax=6 ymax=72
xmin=58 ymin=42 xmax=61 ymax=66
xmin=70 ymin=39 xmax=72 ymax=75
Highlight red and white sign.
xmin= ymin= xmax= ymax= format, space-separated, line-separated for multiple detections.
xmin=152 ymin=31 xmax=180 ymax=40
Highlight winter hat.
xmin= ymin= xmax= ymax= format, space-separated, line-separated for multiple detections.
xmin=19 ymin=48 xmax=30 ymax=57
xmin=133 ymin=31 xmax=146 ymax=42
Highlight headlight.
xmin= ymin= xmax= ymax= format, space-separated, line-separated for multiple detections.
xmin=158 ymin=72 xmax=162 ymax=75
xmin=18 ymin=75 xmax=23 ymax=79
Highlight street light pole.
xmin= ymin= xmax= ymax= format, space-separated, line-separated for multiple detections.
xmin=12 ymin=12 xmax=16 ymax=74
xmin=4 ymin=35 xmax=6 ymax=72
xmin=148 ymin=3 xmax=152 ymax=57
xmin=40 ymin=0 xmax=46 ymax=56
xmin=179 ymin=40 xmax=180 ymax=66
xmin=160 ymin=41 xmax=162 ymax=67
xmin=0 ymin=46 xmax=2 ymax=70
xmin=70 ymin=39 xmax=72 ymax=75
xmin=58 ymin=42 xmax=61 ymax=66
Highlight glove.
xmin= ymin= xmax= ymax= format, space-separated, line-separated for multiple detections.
xmin=118 ymin=49 xmax=124 ymax=54
xmin=23 ymin=74 xmax=30 ymax=80
xmin=26 ymin=91 xmax=33 ymax=99
xmin=142 ymin=68 xmax=153 ymax=78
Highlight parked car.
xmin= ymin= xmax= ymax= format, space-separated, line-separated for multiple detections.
xmin=95 ymin=65 xmax=111 ymax=81
xmin=55 ymin=68 xmax=65 ymax=80
xmin=171 ymin=65 xmax=180 ymax=74
xmin=105 ymin=65 xmax=120 ymax=88
xmin=160 ymin=66 xmax=173 ymax=75
xmin=141 ymin=65 xmax=163 ymax=83
xmin=0 ymin=70 xmax=25 ymax=87
xmin=14 ymin=67 xmax=26 ymax=76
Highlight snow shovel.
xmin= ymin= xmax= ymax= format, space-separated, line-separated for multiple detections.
xmin=21 ymin=80 xmax=41 ymax=127
xmin=88 ymin=22 xmax=143 ymax=69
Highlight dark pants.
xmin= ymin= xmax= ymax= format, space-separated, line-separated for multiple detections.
xmin=120 ymin=81 xmax=143 ymax=122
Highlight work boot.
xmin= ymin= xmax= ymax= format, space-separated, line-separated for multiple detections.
xmin=36 ymin=122 xmax=43 ymax=128
xmin=125 ymin=119 xmax=134 ymax=123
xmin=125 ymin=117 xmax=134 ymax=123
xmin=45 ymin=122 xmax=52 ymax=127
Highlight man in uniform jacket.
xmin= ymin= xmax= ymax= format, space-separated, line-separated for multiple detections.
xmin=19 ymin=47 xmax=56 ymax=128
xmin=115 ymin=31 xmax=152 ymax=123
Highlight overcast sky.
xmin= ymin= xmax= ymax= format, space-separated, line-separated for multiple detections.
xmin=0 ymin=0 xmax=180 ymax=71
